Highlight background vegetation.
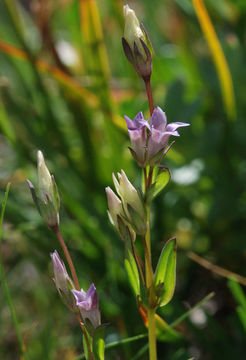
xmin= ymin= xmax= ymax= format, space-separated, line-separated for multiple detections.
xmin=1 ymin=0 xmax=246 ymax=359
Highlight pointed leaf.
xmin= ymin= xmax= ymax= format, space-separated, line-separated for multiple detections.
xmin=154 ymin=238 xmax=177 ymax=307
xmin=146 ymin=168 xmax=170 ymax=203
xmin=93 ymin=324 xmax=107 ymax=360
xmin=124 ymin=251 xmax=140 ymax=297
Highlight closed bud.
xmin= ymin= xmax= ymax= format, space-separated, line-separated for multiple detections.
xmin=50 ymin=250 xmax=76 ymax=311
xmin=27 ymin=150 xmax=60 ymax=230
xmin=122 ymin=4 xmax=153 ymax=80
xmin=105 ymin=186 xmax=136 ymax=241
xmin=113 ymin=170 xmax=146 ymax=235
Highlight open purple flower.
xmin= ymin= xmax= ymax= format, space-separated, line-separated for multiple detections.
xmin=72 ymin=283 xmax=101 ymax=329
xmin=124 ymin=112 xmax=150 ymax=166
xmin=147 ymin=107 xmax=189 ymax=162
xmin=125 ymin=107 xmax=189 ymax=166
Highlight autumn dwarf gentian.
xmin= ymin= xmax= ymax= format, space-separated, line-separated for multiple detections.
xmin=72 ymin=283 xmax=101 ymax=329
xmin=125 ymin=106 xmax=189 ymax=166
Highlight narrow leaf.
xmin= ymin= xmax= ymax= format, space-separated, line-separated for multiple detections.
xmin=124 ymin=250 xmax=140 ymax=297
xmin=154 ymin=238 xmax=177 ymax=307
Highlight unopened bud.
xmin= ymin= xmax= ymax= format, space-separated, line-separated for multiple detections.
xmin=122 ymin=4 xmax=153 ymax=80
xmin=112 ymin=170 xmax=146 ymax=235
xmin=27 ymin=150 xmax=60 ymax=230
xmin=50 ymin=250 xmax=76 ymax=311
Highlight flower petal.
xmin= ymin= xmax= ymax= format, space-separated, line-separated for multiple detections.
xmin=150 ymin=107 xmax=167 ymax=132
xmin=165 ymin=122 xmax=190 ymax=132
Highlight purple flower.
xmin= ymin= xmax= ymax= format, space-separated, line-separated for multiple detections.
xmin=125 ymin=107 xmax=189 ymax=166
xmin=72 ymin=283 xmax=101 ymax=329
xmin=147 ymin=107 xmax=189 ymax=162
xmin=124 ymin=112 xmax=150 ymax=166
xmin=50 ymin=250 xmax=76 ymax=311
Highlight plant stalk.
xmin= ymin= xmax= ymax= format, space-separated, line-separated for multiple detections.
xmin=144 ymin=77 xmax=154 ymax=115
xmin=144 ymin=171 xmax=157 ymax=360
xmin=53 ymin=227 xmax=94 ymax=360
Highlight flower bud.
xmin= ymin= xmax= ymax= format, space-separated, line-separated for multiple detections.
xmin=50 ymin=250 xmax=76 ymax=311
xmin=72 ymin=283 xmax=101 ymax=329
xmin=122 ymin=4 xmax=153 ymax=80
xmin=27 ymin=150 xmax=60 ymax=230
xmin=113 ymin=170 xmax=146 ymax=235
xmin=105 ymin=187 xmax=136 ymax=241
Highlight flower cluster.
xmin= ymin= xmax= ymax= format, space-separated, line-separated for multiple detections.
xmin=51 ymin=250 xmax=101 ymax=329
xmin=125 ymin=106 xmax=189 ymax=167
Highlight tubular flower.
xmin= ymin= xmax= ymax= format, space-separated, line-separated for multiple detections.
xmin=147 ymin=107 xmax=190 ymax=162
xmin=124 ymin=112 xmax=150 ymax=167
xmin=72 ymin=283 xmax=101 ymax=329
xmin=50 ymin=250 xmax=76 ymax=311
xmin=125 ymin=107 xmax=189 ymax=166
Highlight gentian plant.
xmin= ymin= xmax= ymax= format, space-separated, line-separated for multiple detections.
xmin=106 ymin=5 xmax=190 ymax=360
xmin=27 ymin=4 xmax=189 ymax=360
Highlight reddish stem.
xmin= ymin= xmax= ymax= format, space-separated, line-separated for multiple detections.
xmin=54 ymin=227 xmax=80 ymax=291
xmin=144 ymin=77 xmax=154 ymax=115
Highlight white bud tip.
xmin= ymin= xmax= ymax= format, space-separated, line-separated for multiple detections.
xmin=37 ymin=150 xmax=44 ymax=167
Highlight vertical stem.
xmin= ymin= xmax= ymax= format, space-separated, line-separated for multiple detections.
xmin=147 ymin=308 xmax=157 ymax=360
xmin=54 ymin=227 xmax=80 ymax=291
xmin=143 ymin=172 xmax=157 ymax=360
xmin=144 ymin=77 xmax=154 ymax=115
xmin=145 ymin=205 xmax=157 ymax=360
xmin=53 ymin=227 xmax=94 ymax=360
xmin=145 ymin=205 xmax=152 ymax=288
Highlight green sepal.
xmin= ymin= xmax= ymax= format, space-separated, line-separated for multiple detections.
xmin=154 ymin=237 xmax=177 ymax=307
xmin=145 ymin=167 xmax=170 ymax=203
xmin=127 ymin=203 xmax=147 ymax=235
xmin=124 ymin=228 xmax=140 ymax=296
xmin=92 ymin=324 xmax=108 ymax=360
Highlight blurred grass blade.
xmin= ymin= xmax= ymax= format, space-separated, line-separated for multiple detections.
xmin=0 ymin=40 xmax=99 ymax=108
xmin=192 ymin=0 xmax=236 ymax=120
xmin=228 ymin=277 xmax=246 ymax=310
xmin=170 ymin=292 xmax=215 ymax=328
xmin=0 ymin=183 xmax=29 ymax=360
xmin=0 ymin=96 xmax=16 ymax=142
xmin=79 ymin=0 xmax=110 ymax=80
xmin=228 ymin=278 xmax=246 ymax=332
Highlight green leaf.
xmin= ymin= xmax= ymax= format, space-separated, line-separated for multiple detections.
xmin=124 ymin=250 xmax=140 ymax=297
xmin=228 ymin=277 xmax=246 ymax=311
xmin=92 ymin=324 xmax=107 ymax=360
xmin=146 ymin=167 xmax=170 ymax=203
xmin=154 ymin=238 xmax=177 ymax=307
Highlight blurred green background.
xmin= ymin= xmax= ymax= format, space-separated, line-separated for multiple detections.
xmin=1 ymin=0 xmax=246 ymax=359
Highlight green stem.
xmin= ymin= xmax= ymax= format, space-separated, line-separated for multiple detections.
xmin=144 ymin=172 xmax=157 ymax=360
xmin=147 ymin=308 xmax=157 ymax=360
xmin=0 ymin=184 xmax=29 ymax=360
